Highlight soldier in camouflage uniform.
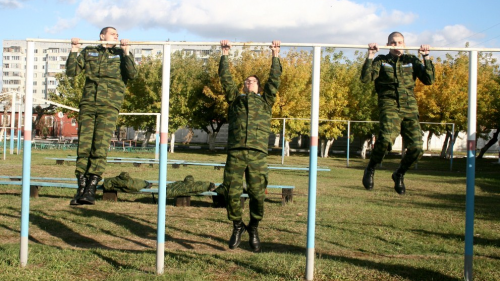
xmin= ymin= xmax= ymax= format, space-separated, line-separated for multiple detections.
xmin=66 ymin=27 xmax=137 ymax=205
xmin=103 ymin=174 xmax=215 ymax=197
xmin=218 ymin=40 xmax=281 ymax=252
xmin=360 ymin=31 xmax=435 ymax=195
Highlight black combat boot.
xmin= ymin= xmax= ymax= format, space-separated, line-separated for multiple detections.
xmin=229 ymin=220 xmax=246 ymax=249
xmin=70 ymin=174 xmax=87 ymax=205
xmin=247 ymin=218 xmax=261 ymax=252
xmin=362 ymin=167 xmax=375 ymax=190
xmin=78 ymin=174 xmax=101 ymax=205
xmin=392 ymin=171 xmax=406 ymax=195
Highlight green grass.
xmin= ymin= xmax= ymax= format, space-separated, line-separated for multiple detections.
xmin=0 ymin=148 xmax=499 ymax=280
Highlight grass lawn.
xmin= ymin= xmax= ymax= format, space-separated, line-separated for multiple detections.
xmin=0 ymin=148 xmax=499 ymax=280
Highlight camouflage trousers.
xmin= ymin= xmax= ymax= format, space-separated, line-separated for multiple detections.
xmin=75 ymin=104 xmax=119 ymax=177
xmin=221 ymin=149 xmax=268 ymax=221
xmin=370 ymin=97 xmax=423 ymax=172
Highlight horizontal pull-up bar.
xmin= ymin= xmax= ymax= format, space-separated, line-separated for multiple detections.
xmin=25 ymin=38 xmax=500 ymax=52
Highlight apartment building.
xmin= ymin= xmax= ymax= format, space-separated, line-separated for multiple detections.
xmin=1 ymin=39 xmax=219 ymax=110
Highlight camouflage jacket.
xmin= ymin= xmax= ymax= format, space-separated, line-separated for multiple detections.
xmin=218 ymin=55 xmax=282 ymax=154
xmin=360 ymin=53 xmax=434 ymax=102
xmin=66 ymin=45 xmax=137 ymax=110
xmin=103 ymin=172 xmax=149 ymax=193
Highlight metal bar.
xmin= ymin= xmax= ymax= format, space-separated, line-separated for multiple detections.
xmin=305 ymin=46 xmax=321 ymax=281
xmin=20 ymin=41 xmax=34 ymax=267
xmin=24 ymin=38 xmax=500 ymax=52
xmin=347 ymin=121 xmax=350 ymax=167
xmin=281 ymin=118 xmax=286 ymax=165
xmin=156 ymin=44 xmax=171 ymax=275
xmin=464 ymin=50 xmax=478 ymax=281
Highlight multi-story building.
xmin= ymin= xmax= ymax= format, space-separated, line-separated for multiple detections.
xmin=1 ymin=39 xmax=219 ymax=110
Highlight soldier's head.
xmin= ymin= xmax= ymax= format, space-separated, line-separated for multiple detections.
xmin=244 ymin=75 xmax=262 ymax=94
xmin=100 ymin=27 xmax=119 ymax=48
xmin=387 ymin=31 xmax=405 ymax=57
xmin=183 ymin=175 xmax=195 ymax=184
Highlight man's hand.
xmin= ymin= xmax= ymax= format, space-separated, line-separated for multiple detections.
xmin=368 ymin=43 xmax=378 ymax=59
xmin=220 ymin=40 xmax=231 ymax=56
xmin=270 ymin=40 xmax=280 ymax=57
xmin=419 ymin=44 xmax=430 ymax=59
xmin=71 ymin=38 xmax=81 ymax=52
xmin=120 ymin=39 xmax=130 ymax=55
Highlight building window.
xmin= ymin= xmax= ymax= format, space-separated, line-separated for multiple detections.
xmin=12 ymin=56 xmax=20 ymax=60
xmin=71 ymin=118 xmax=77 ymax=126
xmin=3 ymin=64 xmax=9 ymax=68
xmin=33 ymin=81 xmax=37 ymax=86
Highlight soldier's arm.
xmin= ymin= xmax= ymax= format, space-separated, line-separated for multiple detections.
xmin=360 ymin=56 xmax=381 ymax=83
xmin=121 ymin=50 xmax=137 ymax=81
xmin=66 ymin=49 xmax=85 ymax=77
xmin=263 ymin=57 xmax=282 ymax=106
xmin=218 ymin=55 xmax=239 ymax=103
xmin=414 ymin=56 xmax=435 ymax=85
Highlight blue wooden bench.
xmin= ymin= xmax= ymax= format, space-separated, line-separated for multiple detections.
xmin=0 ymin=176 xmax=294 ymax=206
xmin=45 ymin=157 xmax=330 ymax=171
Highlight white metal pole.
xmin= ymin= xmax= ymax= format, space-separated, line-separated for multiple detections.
xmin=464 ymin=50 xmax=478 ymax=281
xmin=156 ymin=44 xmax=171 ymax=275
xmin=20 ymin=40 xmax=35 ymax=267
xmin=305 ymin=46 xmax=321 ymax=281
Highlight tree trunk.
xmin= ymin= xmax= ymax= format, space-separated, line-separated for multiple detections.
xmin=208 ymin=132 xmax=218 ymax=151
xmin=361 ymin=138 xmax=370 ymax=159
xmin=320 ymin=139 xmax=326 ymax=158
xmin=168 ymin=133 xmax=175 ymax=153
xmin=274 ymin=134 xmax=280 ymax=148
xmin=324 ymin=138 xmax=334 ymax=158
xmin=440 ymin=131 xmax=451 ymax=158
xmin=477 ymin=128 xmax=499 ymax=159
xmin=297 ymin=135 xmax=302 ymax=148
xmin=142 ymin=131 xmax=152 ymax=148
xmin=445 ymin=130 xmax=459 ymax=159
xmin=285 ymin=140 xmax=290 ymax=157
xmin=426 ymin=130 xmax=434 ymax=151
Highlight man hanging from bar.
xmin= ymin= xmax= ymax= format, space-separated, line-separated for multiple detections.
xmin=218 ymin=39 xmax=282 ymax=252
xmin=66 ymin=27 xmax=137 ymax=205
xmin=360 ymin=31 xmax=435 ymax=195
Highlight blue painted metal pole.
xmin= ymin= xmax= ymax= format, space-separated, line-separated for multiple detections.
xmin=155 ymin=114 xmax=160 ymax=160
xmin=156 ymin=44 xmax=171 ymax=275
xmin=347 ymin=120 xmax=350 ymax=167
xmin=20 ymin=40 xmax=35 ymax=267
xmin=281 ymin=118 xmax=286 ymax=165
xmin=305 ymin=46 xmax=321 ymax=281
xmin=450 ymin=123 xmax=455 ymax=171
xmin=464 ymin=50 xmax=477 ymax=281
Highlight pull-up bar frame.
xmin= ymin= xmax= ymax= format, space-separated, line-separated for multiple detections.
xmin=20 ymin=39 xmax=487 ymax=281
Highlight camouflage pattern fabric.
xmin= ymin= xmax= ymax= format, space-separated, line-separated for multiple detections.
xmin=218 ymin=55 xmax=282 ymax=154
xmin=103 ymin=172 xmax=150 ymax=193
xmin=219 ymin=149 xmax=268 ymax=221
xmin=218 ymin=55 xmax=280 ymax=222
xmin=66 ymin=45 xmax=137 ymax=110
xmin=370 ymin=98 xmax=423 ymax=171
xmin=166 ymin=175 xmax=213 ymax=198
xmin=66 ymin=44 xmax=136 ymax=177
xmin=75 ymin=104 xmax=119 ymax=176
xmin=361 ymin=53 xmax=435 ymax=171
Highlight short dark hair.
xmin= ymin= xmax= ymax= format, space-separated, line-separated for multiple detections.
xmin=100 ymin=27 xmax=116 ymax=36
xmin=388 ymin=31 xmax=404 ymax=43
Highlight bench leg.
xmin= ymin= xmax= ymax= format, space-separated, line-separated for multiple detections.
xmin=30 ymin=185 xmax=40 ymax=198
xmin=103 ymin=190 xmax=118 ymax=202
xmin=175 ymin=196 xmax=191 ymax=207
